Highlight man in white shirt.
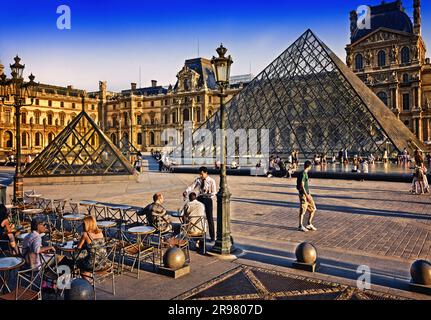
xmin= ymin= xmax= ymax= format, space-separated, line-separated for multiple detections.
xmin=183 ymin=192 xmax=207 ymax=235
xmin=183 ymin=166 xmax=217 ymax=242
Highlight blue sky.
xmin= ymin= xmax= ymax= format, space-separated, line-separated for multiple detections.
xmin=0 ymin=0 xmax=429 ymax=91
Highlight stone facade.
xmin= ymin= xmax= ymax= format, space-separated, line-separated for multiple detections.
xmin=0 ymin=57 xmax=245 ymax=158
xmin=346 ymin=0 xmax=431 ymax=143
xmin=0 ymin=79 xmax=99 ymax=158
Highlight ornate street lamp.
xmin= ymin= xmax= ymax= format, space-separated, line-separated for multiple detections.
xmin=210 ymin=44 xmax=235 ymax=255
xmin=0 ymin=56 xmax=38 ymax=204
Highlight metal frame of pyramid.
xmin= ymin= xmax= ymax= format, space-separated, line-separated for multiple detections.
xmin=183 ymin=29 xmax=426 ymax=160
xmin=23 ymin=111 xmax=134 ymax=177
xmin=118 ymin=136 xmax=140 ymax=157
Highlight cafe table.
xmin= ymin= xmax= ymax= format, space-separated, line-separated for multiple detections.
xmin=0 ymin=256 xmax=25 ymax=293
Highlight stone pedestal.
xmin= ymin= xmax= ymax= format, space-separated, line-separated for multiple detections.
xmin=157 ymin=265 xmax=190 ymax=279
xmin=292 ymin=261 xmax=319 ymax=273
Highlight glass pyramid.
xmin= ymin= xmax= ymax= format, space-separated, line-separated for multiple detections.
xmin=184 ymin=29 xmax=425 ymax=162
xmin=23 ymin=111 xmax=135 ymax=176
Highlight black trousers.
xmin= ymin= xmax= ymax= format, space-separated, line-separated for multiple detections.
xmin=197 ymin=195 xmax=215 ymax=240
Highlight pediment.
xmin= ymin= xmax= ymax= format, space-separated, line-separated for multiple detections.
xmin=352 ymin=28 xmax=415 ymax=47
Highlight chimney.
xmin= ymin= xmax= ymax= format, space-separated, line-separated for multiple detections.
xmin=131 ymin=82 xmax=137 ymax=91
xmin=413 ymin=0 xmax=421 ymax=35
xmin=151 ymin=80 xmax=157 ymax=87
xmin=349 ymin=10 xmax=358 ymax=42
xmin=0 ymin=62 xmax=4 ymax=75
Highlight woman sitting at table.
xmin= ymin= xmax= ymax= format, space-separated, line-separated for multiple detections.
xmin=75 ymin=216 xmax=108 ymax=278
xmin=0 ymin=204 xmax=20 ymax=256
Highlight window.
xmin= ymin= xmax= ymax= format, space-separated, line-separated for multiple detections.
xmin=403 ymin=93 xmax=410 ymax=111
xmin=196 ymin=108 xmax=201 ymax=122
xmin=377 ymin=50 xmax=386 ymax=67
xmin=403 ymin=73 xmax=409 ymax=83
xmin=197 ymin=96 xmax=201 ymax=103
xmin=48 ymin=133 xmax=55 ymax=143
xmin=35 ymin=99 xmax=39 ymax=105
xmin=150 ymin=132 xmax=155 ymax=145
xmin=401 ymin=47 xmax=410 ymax=64
xmin=5 ymin=110 xmax=11 ymax=124
xmin=4 ymin=131 xmax=13 ymax=148
xmin=60 ymin=113 xmax=65 ymax=126
xmin=164 ymin=113 xmax=169 ymax=124
xmin=35 ymin=132 xmax=42 ymax=146
xmin=47 ymin=114 xmax=53 ymax=125
xmin=151 ymin=101 xmax=155 ymax=107
xmin=209 ymin=96 xmax=212 ymax=103
xmin=137 ymin=102 xmax=142 ymax=108
xmin=35 ymin=112 xmax=40 ymax=125
xmin=60 ymin=101 xmax=64 ymax=108
xmin=172 ymin=112 xmax=177 ymax=124
xmin=150 ymin=116 xmax=155 ymax=125
xmin=377 ymin=92 xmax=388 ymax=106
xmin=21 ymin=132 xmax=27 ymax=147
xmin=137 ymin=133 xmax=143 ymax=145
xmin=48 ymin=100 xmax=52 ymax=107
xmin=136 ymin=115 xmax=142 ymax=125
xmin=91 ymin=104 xmax=95 ymax=110
xmin=165 ymin=99 xmax=168 ymax=106
xmin=113 ymin=104 xmax=116 ymax=110
xmin=21 ymin=113 xmax=26 ymax=124
xmin=183 ymin=109 xmax=190 ymax=122
xmin=355 ymin=54 xmax=363 ymax=70
xmin=72 ymin=103 xmax=76 ymax=109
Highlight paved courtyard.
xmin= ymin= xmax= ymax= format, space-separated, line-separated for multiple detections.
xmin=12 ymin=169 xmax=431 ymax=298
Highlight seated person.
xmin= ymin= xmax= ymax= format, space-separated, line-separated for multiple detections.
xmin=182 ymin=192 xmax=207 ymax=237
xmin=76 ymin=216 xmax=108 ymax=277
xmin=0 ymin=204 xmax=20 ymax=256
xmin=22 ymin=219 xmax=54 ymax=269
xmin=145 ymin=193 xmax=172 ymax=233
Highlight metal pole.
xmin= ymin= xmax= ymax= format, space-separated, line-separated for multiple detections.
xmin=212 ymin=86 xmax=233 ymax=255
xmin=13 ymin=101 xmax=23 ymax=204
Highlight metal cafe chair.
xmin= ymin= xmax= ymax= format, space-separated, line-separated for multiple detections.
xmin=0 ymin=265 xmax=44 ymax=300
xmin=84 ymin=244 xmax=117 ymax=300
xmin=68 ymin=201 xmax=80 ymax=215
xmin=149 ymin=215 xmax=175 ymax=266
xmin=93 ymin=205 xmax=109 ymax=222
xmin=0 ymin=240 xmax=11 ymax=257
xmin=178 ymin=216 xmax=208 ymax=263
xmin=122 ymin=228 xmax=155 ymax=279
xmin=40 ymin=252 xmax=64 ymax=298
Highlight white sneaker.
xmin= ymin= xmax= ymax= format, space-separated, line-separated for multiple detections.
xmin=306 ymin=224 xmax=317 ymax=231
xmin=298 ymin=225 xmax=309 ymax=232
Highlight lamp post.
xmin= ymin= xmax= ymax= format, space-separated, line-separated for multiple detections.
xmin=210 ymin=44 xmax=235 ymax=255
xmin=0 ymin=56 xmax=38 ymax=204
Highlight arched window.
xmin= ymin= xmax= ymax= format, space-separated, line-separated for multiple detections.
xmin=355 ymin=54 xmax=363 ymax=70
xmin=137 ymin=133 xmax=143 ymax=145
xmin=377 ymin=91 xmax=388 ymax=106
xmin=403 ymin=73 xmax=409 ymax=83
xmin=4 ymin=131 xmax=13 ymax=148
xmin=150 ymin=132 xmax=155 ymax=145
xmin=48 ymin=132 xmax=55 ymax=144
xmin=136 ymin=115 xmax=142 ymax=125
xmin=378 ymin=50 xmax=386 ymax=67
xmin=35 ymin=132 xmax=43 ymax=147
xmin=183 ymin=108 xmax=190 ymax=122
xmin=401 ymin=47 xmax=410 ymax=64
xmin=171 ymin=112 xmax=177 ymax=124
xmin=60 ymin=113 xmax=65 ymax=126
xmin=164 ymin=113 xmax=169 ymax=125
xmin=47 ymin=114 xmax=53 ymax=125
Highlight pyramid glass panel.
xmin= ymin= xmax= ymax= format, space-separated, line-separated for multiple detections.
xmin=23 ymin=111 xmax=134 ymax=176
xmin=181 ymin=29 xmax=425 ymax=161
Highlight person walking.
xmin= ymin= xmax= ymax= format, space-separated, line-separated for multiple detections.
xmin=183 ymin=166 xmax=217 ymax=242
xmin=296 ymin=161 xmax=317 ymax=232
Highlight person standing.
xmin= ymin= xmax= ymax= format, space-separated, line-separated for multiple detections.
xmin=296 ymin=161 xmax=317 ymax=232
xmin=183 ymin=167 xmax=217 ymax=242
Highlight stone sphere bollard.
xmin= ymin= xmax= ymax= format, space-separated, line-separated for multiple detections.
xmin=295 ymin=242 xmax=317 ymax=264
xmin=65 ymin=278 xmax=94 ymax=300
xmin=410 ymin=260 xmax=431 ymax=286
xmin=163 ymin=247 xmax=186 ymax=270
